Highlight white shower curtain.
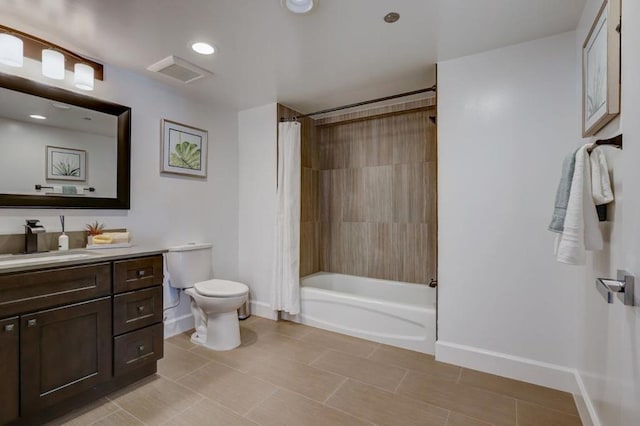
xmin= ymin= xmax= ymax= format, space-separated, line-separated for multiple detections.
xmin=271 ymin=121 xmax=301 ymax=315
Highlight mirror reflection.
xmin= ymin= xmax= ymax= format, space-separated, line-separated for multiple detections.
xmin=0 ymin=86 xmax=118 ymax=198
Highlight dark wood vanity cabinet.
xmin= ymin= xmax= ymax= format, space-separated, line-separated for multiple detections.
xmin=0 ymin=317 xmax=19 ymax=425
xmin=0 ymin=253 xmax=164 ymax=426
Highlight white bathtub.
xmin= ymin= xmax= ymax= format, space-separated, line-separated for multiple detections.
xmin=290 ymin=272 xmax=436 ymax=354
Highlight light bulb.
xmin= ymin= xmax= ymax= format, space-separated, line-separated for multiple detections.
xmin=0 ymin=34 xmax=23 ymax=67
xmin=42 ymin=49 xmax=65 ymax=80
xmin=74 ymin=63 xmax=94 ymax=90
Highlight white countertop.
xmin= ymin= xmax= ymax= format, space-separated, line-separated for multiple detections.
xmin=0 ymin=246 xmax=167 ymax=274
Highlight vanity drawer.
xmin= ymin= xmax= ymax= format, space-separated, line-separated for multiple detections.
xmin=114 ymin=286 xmax=163 ymax=335
xmin=113 ymin=323 xmax=163 ymax=376
xmin=0 ymin=263 xmax=112 ymax=317
xmin=113 ymin=255 xmax=163 ymax=294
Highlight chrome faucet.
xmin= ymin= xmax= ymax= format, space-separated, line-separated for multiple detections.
xmin=24 ymin=219 xmax=46 ymax=254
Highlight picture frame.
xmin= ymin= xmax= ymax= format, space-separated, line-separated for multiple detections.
xmin=582 ymin=0 xmax=621 ymax=136
xmin=160 ymin=119 xmax=208 ymax=178
xmin=46 ymin=146 xmax=86 ymax=181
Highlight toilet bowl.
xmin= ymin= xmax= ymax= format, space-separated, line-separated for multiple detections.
xmin=167 ymin=243 xmax=249 ymax=351
xmin=185 ymin=279 xmax=249 ymax=350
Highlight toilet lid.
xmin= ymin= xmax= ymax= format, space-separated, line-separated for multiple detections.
xmin=194 ymin=279 xmax=249 ymax=297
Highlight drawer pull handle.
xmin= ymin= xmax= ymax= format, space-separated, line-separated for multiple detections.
xmin=138 ymin=345 xmax=145 ymax=353
xmin=4 ymin=324 xmax=15 ymax=332
xmin=137 ymin=306 xmax=145 ymax=313
xmin=137 ymin=270 xmax=146 ymax=277
xmin=27 ymin=319 xmax=37 ymax=328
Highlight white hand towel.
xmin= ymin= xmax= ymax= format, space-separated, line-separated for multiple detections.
xmin=590 ymin=147 xmax=614 ymax=205
xmin=555 ymin=145 xmax=603 ymax=264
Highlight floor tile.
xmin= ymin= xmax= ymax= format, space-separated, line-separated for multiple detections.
xmin=398 ymin=371 xmax=517 ymax=426
xmin=44 ymin=398 xmax=118 ymax=426
xmin=190 ymin=340 xmax=271 ymax=373
xmin=242 ymin=317 xmax=313 ymax=339
xmin=247 ymin=354 xmax=345 ymax=402
xmin=517 ymin=400 xmax=582 ymax=426
xmin=165 ymin=330 xmax=197 ymax=350
xmin=162 ymin=398 xmax=257 ymax=426
xmin=177 ymin=361 xmax=278 ymax=415
xmin=91 ymin=410 xmax=143 ymax=425
xmin=311 ymin=349 xmax=406 ymax=392
xmin=248 ymin=389 xmax=370 ymax=426
xmin=253 ymin=331 xmax=326 ymax=364
xmin=299 ymin=328 xmax=379 ymax=358
xmin=459 ymin=368 xmax=579 ymax=416
xmin=327 ymin=379 xmax=449 ymax=426
xmin=157 ymin=342 xmax=210 ymax=380
xmin=108 ymin=376 xmax=200 ymax=426
xmin=446 ymin=411 xmax=493 ymax=426
xmin=369 ymin=344 xmax=461 ymax=381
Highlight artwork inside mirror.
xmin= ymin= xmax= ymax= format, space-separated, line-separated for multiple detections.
xmin=582 ymin=0 xmax=621 ymax=136
xmin=0 ymin=72 xmax=130 ymax=209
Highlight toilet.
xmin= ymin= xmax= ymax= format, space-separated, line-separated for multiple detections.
xmin=167 ymin=243 xmax=249 ymax=351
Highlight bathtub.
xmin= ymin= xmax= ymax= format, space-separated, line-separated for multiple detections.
xmin=290 ymin=272 xmax=436 ymax=354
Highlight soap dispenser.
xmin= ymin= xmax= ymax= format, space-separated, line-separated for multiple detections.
xmin=58 ymin=215 xmax=69 ymax=251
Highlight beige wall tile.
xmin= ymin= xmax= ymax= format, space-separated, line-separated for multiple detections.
xmin=326 ymin=379 xmax=448 ymax=426
xmin=343 ymin=168 xmax=366 ymax=222
xmin=397 ymin=371 xmax=517 ymax=426
xmin=311 ymin=350 xmax=406 ymax=392
xmin=300 ymin=222 xmax=316 ymax=277
xmin=248 ymin=389 xmax=369 ymax=426
xmin=459 ymin=368 xmax=579 ymax=416
xmin=366 ymin=223 xmax=392 ymax=280
xmin=364 ymin=165 xmax=393 ymax=223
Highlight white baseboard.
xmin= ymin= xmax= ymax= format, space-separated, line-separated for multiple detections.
xmin=250 ymin=300 xmax=278 ymax=320
xmin=435 ymin=341 xmax=599 ymax=426
xmin=163 ymin=313 xmax=194 ymax=338
xmin=573 ymin=370 xmax=600 ymax=426
xmin=435 ymin=341 xmax=578 ymax=393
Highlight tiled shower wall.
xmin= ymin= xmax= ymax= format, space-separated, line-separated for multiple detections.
xmin=317 ymin=105 xmax=437 ymax=284
xmin=277 ymin=104 xmax=321 ymax=277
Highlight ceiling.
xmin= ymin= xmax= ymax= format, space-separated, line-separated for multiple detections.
xmin=0 ymin=0 xmax=586 ymax=113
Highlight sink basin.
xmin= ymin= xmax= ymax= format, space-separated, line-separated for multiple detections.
xmin=0 ymin=252 xmax=97 ymax=267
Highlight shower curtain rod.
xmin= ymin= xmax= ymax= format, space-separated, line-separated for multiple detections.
xmin=279 ymin=84 xmax=437 ymax=122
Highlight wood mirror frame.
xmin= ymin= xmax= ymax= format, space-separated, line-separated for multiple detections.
xmin=0 ymin=72 xmax=131 ymax=209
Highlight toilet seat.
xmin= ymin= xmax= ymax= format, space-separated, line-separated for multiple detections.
xmin=194 ymin=279 xmax=249 ymax=298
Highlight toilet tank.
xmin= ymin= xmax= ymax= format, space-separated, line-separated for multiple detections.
xmin=167 ymin=243 xmax=213 ymax=288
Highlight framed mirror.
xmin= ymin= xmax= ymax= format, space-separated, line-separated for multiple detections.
xmin=0 ymin=72 xmax=130 ymax=209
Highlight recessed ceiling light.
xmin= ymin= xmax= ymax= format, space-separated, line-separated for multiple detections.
xmin=384 ymin=12 xmax=400 ymax=23
xmin=281 ymin=0 xmax=316 ymax=14
xmin=191 ymin=42 xmax=215 ymax=55
xmin=29 ymin=114 xmax=46 ymax=120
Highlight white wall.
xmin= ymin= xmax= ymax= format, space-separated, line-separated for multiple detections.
xmin=437 ymin=32 xmax=585 ymax=391
xmin=0 ymin=60 xmax=239 ymax=335
xmin=573 ymin=0 xmax=640 ymax=424
xmin=237 ymin=103 xmax=278 ymax=319
xmin=0 ymin=117 xmax=117 ymax=197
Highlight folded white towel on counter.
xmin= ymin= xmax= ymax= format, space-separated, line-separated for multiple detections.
xmin=555 ymin=145 xmax=603 ymax=264
xmin=590 ymin=147 xmax=614 ymax=205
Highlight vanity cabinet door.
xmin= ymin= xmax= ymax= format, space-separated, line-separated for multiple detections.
xmin=20 ymin=297 xmax=112 ymax=413
xmin=0 ymin=316 xmax=19 ymax=425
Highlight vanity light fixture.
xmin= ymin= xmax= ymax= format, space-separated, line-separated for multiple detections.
xmin=29 ymin=114 xmax=47 ymax=120
xmin=0 ymin=24 xmax=104 ymax=91
xmin=281 ymin=0 xmax=316 ymax=14
xmin=42 ymin=49 xmax=65 ymax=80
xmin=0 ymin=33 xmax=23 ymax=67
xmin=192 ymin=42 xmax=215 ymax=55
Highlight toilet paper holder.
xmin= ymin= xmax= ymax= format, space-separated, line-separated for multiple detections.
xmin=596 ymin=270 xmax=635 ymax=306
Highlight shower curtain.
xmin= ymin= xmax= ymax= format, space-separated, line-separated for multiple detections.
xmin=271 ymin=121 xmax=301 ymax=315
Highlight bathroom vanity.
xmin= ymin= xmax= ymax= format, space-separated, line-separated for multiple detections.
xmin=0 ymin=248 xmax=165 ymax=425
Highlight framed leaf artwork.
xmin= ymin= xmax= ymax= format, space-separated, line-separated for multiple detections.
xmin=160 ymin=119 xmax=208 ymax=178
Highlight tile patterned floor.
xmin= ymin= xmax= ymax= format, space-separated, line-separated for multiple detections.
xmin=48 ymin=317 xmax=583 ymax=425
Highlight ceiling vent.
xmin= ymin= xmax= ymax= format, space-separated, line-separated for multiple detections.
xmin=146 ymin=55 xmax=212 ymax=84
